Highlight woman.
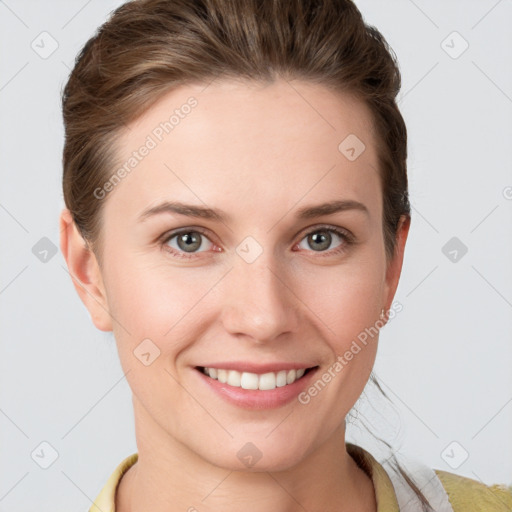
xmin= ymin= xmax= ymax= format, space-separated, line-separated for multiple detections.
xmin=59 ymin=0 xmax=512 ymax=510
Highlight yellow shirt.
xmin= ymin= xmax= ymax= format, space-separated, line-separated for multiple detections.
xmin=89 ymin=443 xmax=512 ymax=512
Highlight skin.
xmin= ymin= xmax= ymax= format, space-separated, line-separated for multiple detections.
xmin=60 ymin=78 xmax=410 ymax=512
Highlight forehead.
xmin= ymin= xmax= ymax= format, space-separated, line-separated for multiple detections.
xmin=104 ymin=78 xmax=381 ymax=225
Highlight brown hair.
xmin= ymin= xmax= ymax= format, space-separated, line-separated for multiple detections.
xmin=61 ymin=0 xmax=427 ymax=508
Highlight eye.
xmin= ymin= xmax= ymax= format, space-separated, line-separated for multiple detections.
xmin=160 ymin=225 xmax=354 ymax=260
xmin=161 ymin=228 xmax=216 ymax=259
xmin=296 ymin=226 xmax=353 ymax=256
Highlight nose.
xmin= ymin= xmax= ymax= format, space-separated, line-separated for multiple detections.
xmin=219 ymin=252 xmax=300 ymax=344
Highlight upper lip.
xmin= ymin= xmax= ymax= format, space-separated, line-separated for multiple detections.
xmin=196 ymin=362 xmax=318 ymax=374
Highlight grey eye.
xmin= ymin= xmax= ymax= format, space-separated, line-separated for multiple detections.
xmin=166 ymin=231 xmax=212 ymax=254
xmin=297 ymin=229 xmax=346 ymax=253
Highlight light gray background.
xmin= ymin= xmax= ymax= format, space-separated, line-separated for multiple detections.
xmin=1 ymin=0 xmax=511 ymax=510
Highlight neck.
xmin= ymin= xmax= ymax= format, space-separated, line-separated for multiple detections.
xmin=116 ymin=399 xmax=376 ymax=512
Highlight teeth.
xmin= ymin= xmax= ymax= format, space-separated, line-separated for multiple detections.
xmin=227 ymin=370 xmax=241 ymax=387
xmin=201 ymin=367 xmax=309 ymax=390
xmin=276 ymin=370 xmax=287 ymax=387
xmin=241 ymin=372 xmax=259 ymax=390
xmin=259 ymin=372 xmax=276 ymax=391
xmin=286 ymin=369 xmax=296 ymax=384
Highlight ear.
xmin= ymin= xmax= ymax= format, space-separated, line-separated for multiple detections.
xmin=383 ymin=214 xmax=411 ymax=315
xmin=59 ymin=208 xmax=113 ymax=332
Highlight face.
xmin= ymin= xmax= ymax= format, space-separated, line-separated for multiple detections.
xmin=62 ymin=78 xmax=409 ymax=472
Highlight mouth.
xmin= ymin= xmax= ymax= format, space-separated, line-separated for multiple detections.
xmin=195 ymin=366 xmax=318 ymax=391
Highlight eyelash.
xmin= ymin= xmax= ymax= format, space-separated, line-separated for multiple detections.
xmin=159 ymin=225 xmax=355 ymax=260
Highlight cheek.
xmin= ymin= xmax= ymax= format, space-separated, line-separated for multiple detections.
xmin=104 ymin=260 xmax=203 ymax=416
xmin=105 ymin=253 xmax=198 ymax=328
xmin=104 ymin=255 xmax=224 ymax=362
xmin=296 ymin=252 xmax=384 ymax=343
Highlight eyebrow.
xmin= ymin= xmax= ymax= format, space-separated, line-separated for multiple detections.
xmin=137 ymin=199 xmax=369 ymax=224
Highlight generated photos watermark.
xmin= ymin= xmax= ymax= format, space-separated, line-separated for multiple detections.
xmin=298 ymin=301 xmax=403 ymax=405
xmin=93 ymin=96 xmax=198 ymax=200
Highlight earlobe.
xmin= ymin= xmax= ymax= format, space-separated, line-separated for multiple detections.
xmin=59 ymin=208 xmax=113 ymax=332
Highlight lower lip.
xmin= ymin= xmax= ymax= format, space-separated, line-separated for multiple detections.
xmin=194 ymin=367 xmax=319 ymax=410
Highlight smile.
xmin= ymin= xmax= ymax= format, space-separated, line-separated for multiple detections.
xmin=198 ymin=366 xmax=315 ymax=391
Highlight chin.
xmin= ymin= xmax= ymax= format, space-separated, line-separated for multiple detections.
xmin=199 ymin=436 xmax=316 ymax=473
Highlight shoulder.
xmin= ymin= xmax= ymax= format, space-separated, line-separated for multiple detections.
xmin=435 ymin=469 xmax=512 ymax=512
